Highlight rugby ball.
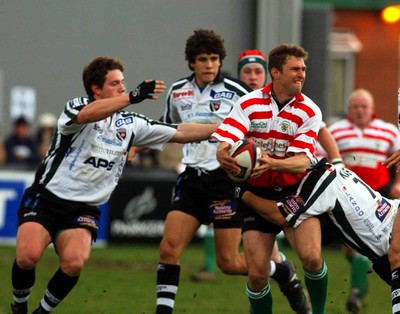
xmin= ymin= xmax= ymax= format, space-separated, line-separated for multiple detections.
xmin=228 ymin=139 xmax=262 ymax=182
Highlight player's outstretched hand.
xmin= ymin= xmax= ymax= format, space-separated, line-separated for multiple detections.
xmin=383 ymin=149 xmax=400 ymax=171
xmin=129 ymin=80 xmax=166 ymax=104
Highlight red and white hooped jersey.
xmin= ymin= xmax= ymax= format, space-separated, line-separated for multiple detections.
xmin=212 ymin=83 xmax=322 ymax=188
xmin=328 ymin=117 xmax=400 ymax=190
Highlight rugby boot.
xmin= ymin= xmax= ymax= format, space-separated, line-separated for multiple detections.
xmin=346 ymin=288 xmax=362 ymax=314
xmin=278 ymin=261 xmax=311 ymax=314
xmin=10 ymin=302 xmax=27 ymax=314
xmin=31 ymin=305 xmax=49 ymax=314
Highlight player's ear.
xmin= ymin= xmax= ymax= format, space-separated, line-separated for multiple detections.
xmin=91 ymin=84 xmax=101 ymax=97
xmin=270 ymin=67 xmax=280 ymax=79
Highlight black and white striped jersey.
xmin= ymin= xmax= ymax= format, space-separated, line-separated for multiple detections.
xmin=278 ymin=161 xmax=400 ymax=259
xmin=32 ymin=97 xmax=177 ymax=206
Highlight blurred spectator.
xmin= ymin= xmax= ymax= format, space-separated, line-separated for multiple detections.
xmin=138 ymin=148 xmax=159 ymax=168
xmin=37 ymin=112 xmax=57 ymax=159
xmin=0 ymin=136 xmax=6 ymax=164
xmin=158 ymin=143 xmax=184 ymax=173
xmin=4 ymin=116 xmax=40 ymax=168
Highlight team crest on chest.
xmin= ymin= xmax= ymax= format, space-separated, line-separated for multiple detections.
xmin=93 ymin=123 xmax=103 ymax=134
xmin=210 ymin=101 xmax=221 ymax=112
xmin=116 ymin=128 xmax=127 ymax=141
xmin=280 ymin=121 xmax=290 ymax=133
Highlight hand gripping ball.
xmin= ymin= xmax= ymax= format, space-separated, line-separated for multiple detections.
xmin=228 ymin=139 xmax=262 ymax=182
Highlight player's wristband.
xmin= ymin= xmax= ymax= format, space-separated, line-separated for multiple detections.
xmin=331 ymin=158 xmax=344 ymax=168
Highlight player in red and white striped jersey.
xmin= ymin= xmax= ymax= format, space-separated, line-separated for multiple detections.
xmin=328 ymin=89 xmax=400 ymax=194
xmin=213 ymin=44 xmax=325 ymax=314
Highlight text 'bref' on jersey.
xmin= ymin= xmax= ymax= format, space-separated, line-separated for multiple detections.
xmin=163 ymin=72 xmax=251 ymax=171
xmin=33 ymin=97 xmax=177 ymax=206
xmin=212 ymin=83 xmax=322 ymax=188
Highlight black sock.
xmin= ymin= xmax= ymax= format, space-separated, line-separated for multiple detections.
xmin=156 ymin=263 xmax=181 ymax=314
xmin=392 ymin=268 xmax=400 ymax=313
xmin=12 ymin=259 xmax=35 ymax=304
xmin=271 ymin=262 xmax=290 ymax=285
xmin=38 ymin=268 xmax=79 ymax=313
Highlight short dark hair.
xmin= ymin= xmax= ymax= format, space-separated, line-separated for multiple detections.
xmin=268 ymin=44 xmax=308 ymax=74
xmin=82 ymin=56 xmax=124 ymax=99
xmin=185 ymin=29 xmax=226 ymax=71
xmin=14 ymin=116 xmax=29 ymax=126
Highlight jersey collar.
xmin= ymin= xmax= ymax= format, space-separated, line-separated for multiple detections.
xmin=262 ymin=82 xmax=305 ymax=103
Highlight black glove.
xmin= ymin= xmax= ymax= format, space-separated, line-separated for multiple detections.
xmin=129 ymin=80 xmax=156 ymax=104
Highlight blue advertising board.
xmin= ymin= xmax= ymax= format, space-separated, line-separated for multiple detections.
xmin=0 ymin=170 xmax=109 ymax=245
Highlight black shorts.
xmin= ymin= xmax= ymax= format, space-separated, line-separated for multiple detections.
xmin=18 ymin=185 xmax=101 ymax=242
xmin=241 ymin=184 xmax=299 ymax=234
xmin=171 ymin=167 xmax=242 ymax=228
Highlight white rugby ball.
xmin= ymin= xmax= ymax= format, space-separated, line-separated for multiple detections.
xmin=228 ymin=139 xmax=262 ymax=182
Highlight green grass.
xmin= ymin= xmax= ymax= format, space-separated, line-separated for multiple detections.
xmin=0 ymin=243 xmax=391 ymax=313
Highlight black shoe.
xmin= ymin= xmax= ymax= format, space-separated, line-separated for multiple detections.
xmin=346 ymin=289 xmax=362 ymax=314
xmin=278 ymin=261 xmax=311 ymax=314
xmin=10 ymin=302 xmax=27 ymax=314
xmin=32 ymin=305 xmax=49 ymax=314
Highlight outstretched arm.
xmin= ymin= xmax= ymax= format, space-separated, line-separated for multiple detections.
xmin=76 ymin=80 xmax=166 ymax=124
xmin=170 ymin=123 xmax=220 ymax=144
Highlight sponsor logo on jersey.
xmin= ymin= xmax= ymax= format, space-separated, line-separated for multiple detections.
xmin=180 ymin=103 xmax=192 ymax=111
xmin=75 ymin=215 xmax=98 ymax=229
xmin=209 ymin=101 xmax=221 ymax=112
xmin=244 ymin=216 xmax=256 ymax=223
xmin=116 ymin=128 xmax=127 ymax=141
xmin=251 ymin=121 xmax=268 ymax=129
xmin=210 ymin=89 xmax=234 ymax=100
xmin=90 ymin=144 xmax=124 ymax=157
xmin=210 ymin=200 xmax=236 ymax=219
xmin=195 ymin=112 xmax=214 ymax=118
xmin=172 ymin=89 xmax=194 ymax=99
xmin=65 ymin=147 xmax=76 ymax=158
xmin=363 ymin=218 xmax=382 ymax=241
xmin=344 ymin=191 xmax=364 ymax=216
xmin=84 ymin=157 xmax=115 ymax=170
xmin=261 ymin=138 xmax=287 ymax=154
xmin=283 ymin=195 xmax=303 ymax=214
xmin=23 ymin=211 xmax=37 ymax=217
xmin=115 ymin=116 xmax=134 ymax=127
xmin=97 ymin=135 xmax=122 ymax=146
xmin=375 ymin=198 xmax=392 ymax=222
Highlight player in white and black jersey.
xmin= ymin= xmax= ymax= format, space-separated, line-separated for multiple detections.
xmin=9 ymin=56 xmax=219 ymax=314
xmin=238 ymin=158 xmax=400 ymax=314
xmin=156 ymin=29 xmax=252 ymax=314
